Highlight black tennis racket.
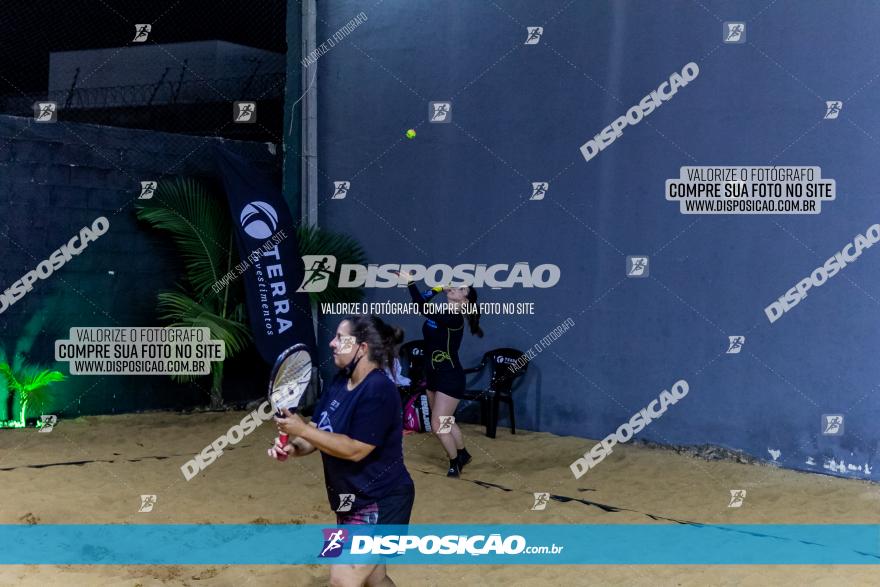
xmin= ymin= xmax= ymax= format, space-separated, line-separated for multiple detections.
xmin=267 ymin=343 xmax=313 ymax=448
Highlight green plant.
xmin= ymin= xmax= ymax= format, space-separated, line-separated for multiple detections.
xmin=135 ymin=178 xmax=367 ymax=409
xmin=0 ymin=349 xmax=64 ymax=427
xmin=0 ymin=302 xmax=65 ymax=427
xmin=136 ymin=178 xmax=252 ymax=409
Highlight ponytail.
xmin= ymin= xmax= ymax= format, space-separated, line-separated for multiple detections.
xmin=466 ymin=287 xmax=484 ymax=338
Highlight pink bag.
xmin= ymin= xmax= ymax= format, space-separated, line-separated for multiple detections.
xmin=403 ymin=393 xmax=432 ymax=433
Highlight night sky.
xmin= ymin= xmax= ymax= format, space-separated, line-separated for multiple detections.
xmin=0 ymin=0 xmax=287 ymax=94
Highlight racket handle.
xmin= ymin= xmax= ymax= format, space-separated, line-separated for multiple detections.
xmin=273 ymin=434 xmax=290 ymax=461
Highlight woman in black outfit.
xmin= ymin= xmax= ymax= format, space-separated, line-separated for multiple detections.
xmin=398 ymin=271 xmax=484 ymax=477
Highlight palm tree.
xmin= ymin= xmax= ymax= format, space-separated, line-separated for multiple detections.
xmin=136 ymin=178 xmax=252 ymax=409
xmin=0 ymin=349 xmax=64 ymax=427
xmin=0 ymin=302 xmax=64 ymax=427
xmin=136 ymin=178 xmax=366 ymax=409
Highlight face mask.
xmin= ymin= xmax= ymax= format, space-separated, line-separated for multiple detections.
xmin=342 ymin=347 xmax=363 ymax=379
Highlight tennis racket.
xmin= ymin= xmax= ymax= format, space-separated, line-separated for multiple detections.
xmin=267 ymin=343 xmax=313 ymax=455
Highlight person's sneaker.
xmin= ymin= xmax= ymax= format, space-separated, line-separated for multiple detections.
xmin=447 ymin=457 xmax=461 ymax=478
xmin=457 ymin=448 xmax=472 ymax=471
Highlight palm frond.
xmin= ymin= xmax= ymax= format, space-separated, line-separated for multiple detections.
xmin=20 ymin=368 xmax=65 ymax=393
xmin=156 ymin=292 xmax=253 ymax=358
xmin=135 ymin=178 xmax=234 ymax=301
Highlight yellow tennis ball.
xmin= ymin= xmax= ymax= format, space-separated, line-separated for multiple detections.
xmin=406 ymin=129 xmax=416 ymax=139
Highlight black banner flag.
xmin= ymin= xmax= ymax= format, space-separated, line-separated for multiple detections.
xmin=214 ymin=146 xmax=316 ymax=363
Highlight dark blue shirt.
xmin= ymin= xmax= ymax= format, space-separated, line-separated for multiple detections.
xmin=313 ymin=369 xmax=413 ymax=511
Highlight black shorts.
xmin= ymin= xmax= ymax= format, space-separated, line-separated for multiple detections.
xmin=425 ymin=368 xmax=466 ymax=399
xmin=336 ymin=483 xmax=415 ymax=526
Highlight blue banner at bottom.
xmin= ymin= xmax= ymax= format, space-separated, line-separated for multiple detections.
xmin=0 ymin=525 xmax=878 ymax=565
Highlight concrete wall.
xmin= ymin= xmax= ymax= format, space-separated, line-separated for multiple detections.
xmin=0 ymin=114 xmax=277 ymax=419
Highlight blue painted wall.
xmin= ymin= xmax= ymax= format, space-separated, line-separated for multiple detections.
xmin=309 ymin=1 xmax=880 ymax=480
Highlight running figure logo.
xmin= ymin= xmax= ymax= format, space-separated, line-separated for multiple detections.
xmin=429 ymin=101 xmax=452 ymax=123
xmin=531 ymin=492 xmax=550 ymax=510
xmin=726 ymin=336 xmax=745 ymax=354
xmin=824 ymin=101 xmax=843 ymax=119
xmin=723 ymin=22 xmax=746 ymax=43
xmin=524 ymin=27 xmax=544 ymax=45
xmin=437 ymin=416 xmax=455 ymax=434
xmin=132 ymin=24 xmax=151 ymax=42
xmin=234 ymin=101 xmax=257 ymax=123
xmin=138 ymin=494 xmax=157 ymax=513
xmin=821 ymin=414 xmax=844 ymax=435
xmin=34 ymin=102 xmax=57 ymax=122
xmin=626 ymin=256 xmax=649 ymax=278
xmin=139 ymin=181 xmax=157 ymax=200
xmin=331 ymin=181 xmax=350 ymax=200
xmin=337 ymin=335 xmax=357 ymax=354
xmin=530 ymin=182 xmax=549 ymax=200
xmin=319 ymin=528 xmax=349 ymax=558
xmin=38 ymin=415 xmax=57 ymax=433
xmin=297 ymin=255 xmax=337 ymax=293
xmin=336 ymin=494 xmax=356 ymax=512
xmin=727 ymin=490 xmax=746 ymax=508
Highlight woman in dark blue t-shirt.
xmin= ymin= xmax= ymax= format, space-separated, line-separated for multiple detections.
xmin=271 ymin=315 xmax=414 ymax=587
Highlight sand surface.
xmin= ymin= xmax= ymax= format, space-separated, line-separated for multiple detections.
xmin=1 ymin=411 xmax=878 ymax=585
